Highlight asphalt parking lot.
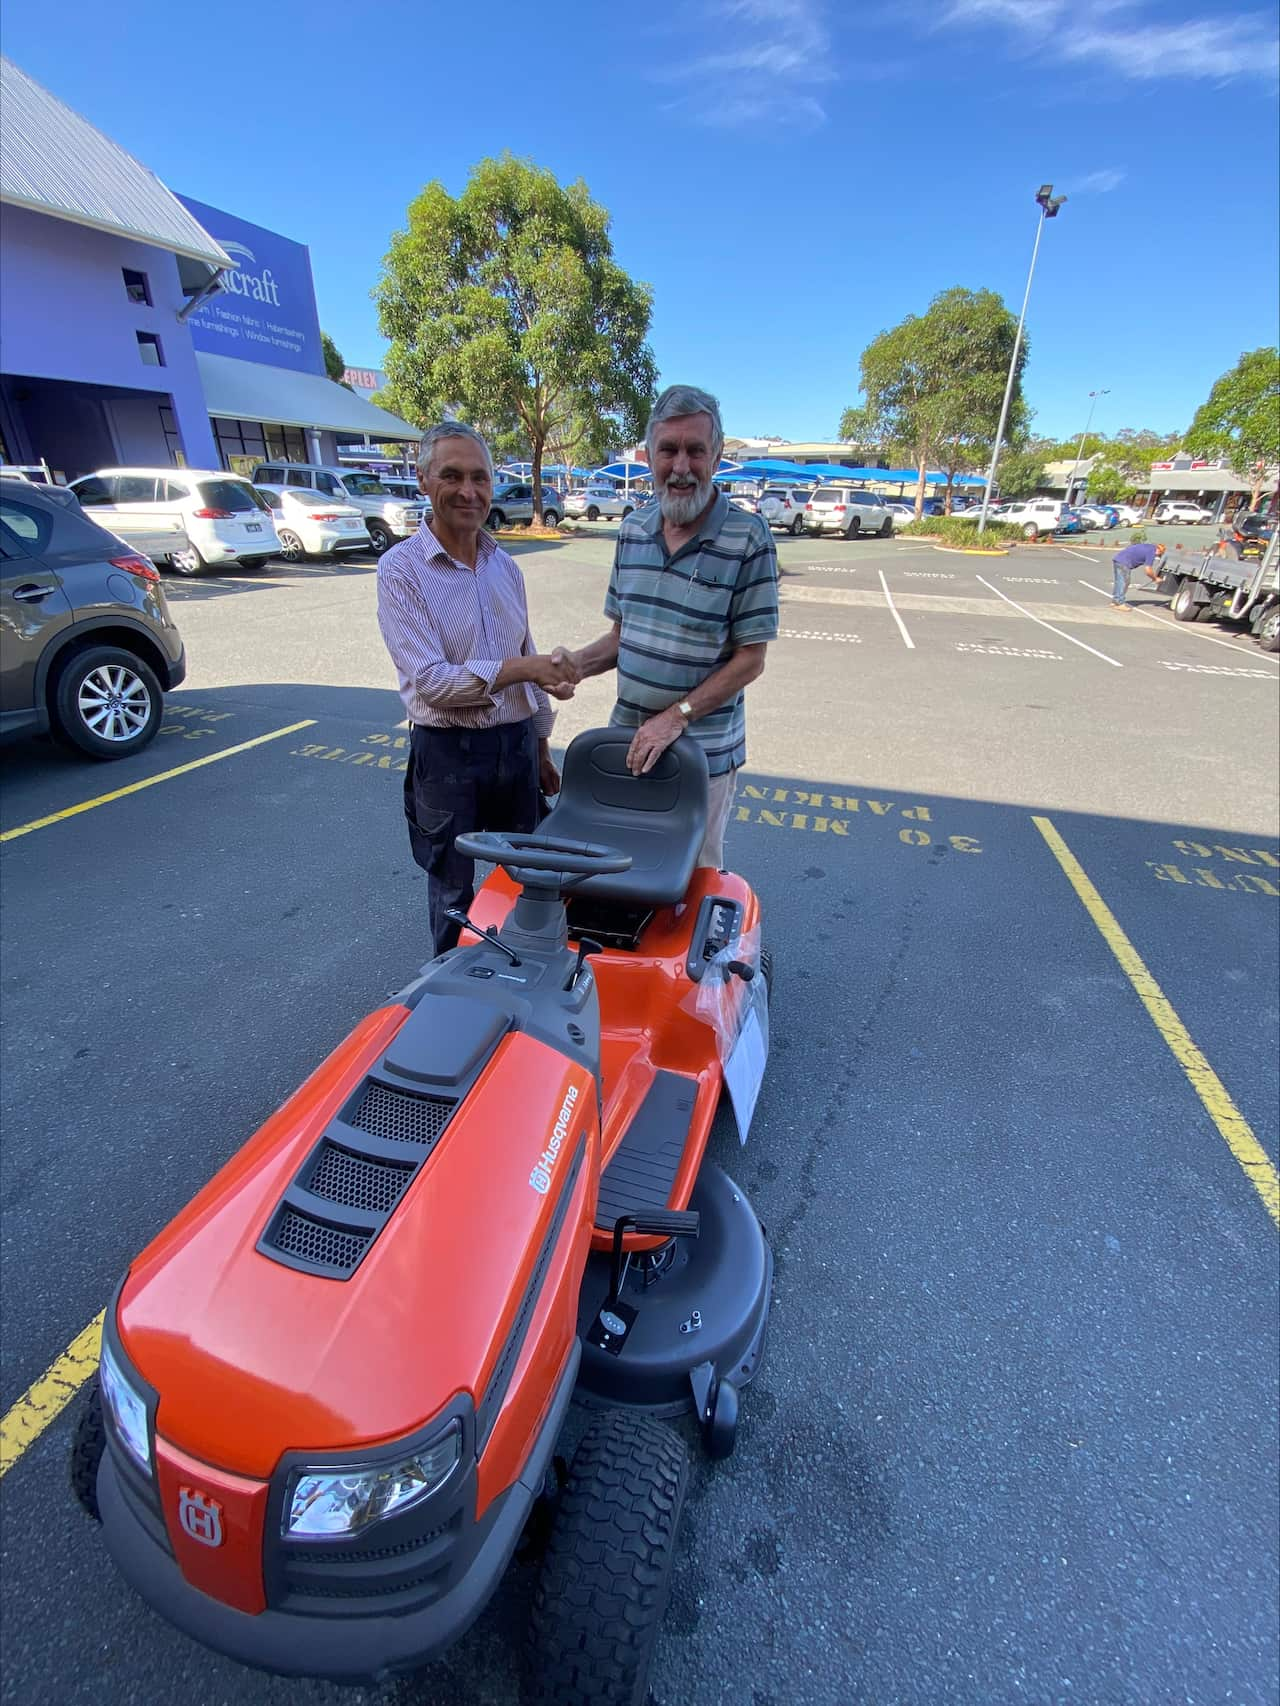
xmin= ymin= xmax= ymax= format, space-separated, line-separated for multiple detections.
xmin=2 ymin=527 xmax=1277 ymax=1706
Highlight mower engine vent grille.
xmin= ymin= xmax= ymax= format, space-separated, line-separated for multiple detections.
xmin=350 ymin=1081 xmax=454 ymax=1147
xmin=306 ymin=1143 xmax=412 ymax=1216
xmin=271 ymin=1209 xmax=370 ymax=1275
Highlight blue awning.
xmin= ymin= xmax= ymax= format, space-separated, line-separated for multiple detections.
xmin=879 ymin=468 xmax=987 ymax=486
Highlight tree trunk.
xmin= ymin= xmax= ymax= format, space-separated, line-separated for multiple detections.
xmin=944 ymin=476 xmax=955 ymax=516
xmin=531 ymin=436 xmax=546 ymax=527
xmin=914 ymin=457 xmax=928 ymax=519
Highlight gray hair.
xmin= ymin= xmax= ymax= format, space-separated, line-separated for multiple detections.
xmin=645 ymin=385 xmax=724 ymax=462
xmin=417 ymin=421 xmax=493 ymax=479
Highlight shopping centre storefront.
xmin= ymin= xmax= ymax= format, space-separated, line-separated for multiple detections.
xmin=0 ymin=59 xmax=417 ymax=483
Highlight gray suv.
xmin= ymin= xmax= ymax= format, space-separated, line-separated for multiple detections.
xmin=252 ymin=464 xmax=427 ymax=554
xmin=487 ymin=483 xmax=563 ymax=529
xmin=0 ymin=483 xmax=185 ymax=759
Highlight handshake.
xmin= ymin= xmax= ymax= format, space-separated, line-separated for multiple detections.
xmin=525 ymin=646 xmax=582 ymax=702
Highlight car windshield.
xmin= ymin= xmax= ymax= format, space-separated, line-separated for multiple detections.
xmin=343 ymin=474 xmax=387 ymax=495
xmin=198 ymin=479 xmax=269 ymax=513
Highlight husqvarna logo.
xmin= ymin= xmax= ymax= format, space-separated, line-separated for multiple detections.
xmin=178 ymin=1486 xmax=224 ymax=1547
xmin=529 ymin=1085 xmax=578 ymax=1194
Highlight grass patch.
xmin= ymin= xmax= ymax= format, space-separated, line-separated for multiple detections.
xmin=895 ymin=517 xmax=1023 ymax=547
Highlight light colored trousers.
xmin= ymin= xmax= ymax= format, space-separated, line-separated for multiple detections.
xmin=698 ymin=769 xmax=738 ymax=869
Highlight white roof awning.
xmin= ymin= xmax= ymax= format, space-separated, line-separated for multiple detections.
xmin=195 ymin=352 xmax=420 ymax=440
xmin=0 ymin=57 xmax=230 ymax=269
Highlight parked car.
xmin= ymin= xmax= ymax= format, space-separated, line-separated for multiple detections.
xmin=1 ymin=482 xmax=185 ymax=758
xmin=996 ymin=499 xmax=1064 ymax=539
xmin=1154 ymin=500 xmax=1214 ymax=525
xmin=728 ymin=492 xmax=762 ymax=515
xmin=1055 ymin=508 xmax=1086 ymax=535
xmin=886 ymin=501 xmax=917 ymax=528
xmin=1109 ymin=504 xmax=1143 ymax=526
xmin=759 ymin=487 xmax=812 ymax=534
xmin=805 ymin=487 xmax=894 ymax=538
xmin=0 ymin=465 xmax=83 ymax=510
xmin=259 ymin=488 xmax=370 ymax=562
xmin=563 ymin=485 xmax=635 ymax=522
xmin=252 ymin=464 xmax=427 ymax=555
xmin=1075 ymin=504 xmax=1120 ymax=529
xmin=70 ymin=469 xmax=278 ymax=576
xmin=486 ymin=483 xmax=563 ymax=528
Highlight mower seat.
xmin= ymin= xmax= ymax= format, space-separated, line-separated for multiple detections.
xmin=539 ymin=728 xmax=709 ymax=906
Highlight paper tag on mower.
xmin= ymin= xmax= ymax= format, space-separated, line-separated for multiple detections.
xmin=724 ymin=974 xmax=769 ymax=1144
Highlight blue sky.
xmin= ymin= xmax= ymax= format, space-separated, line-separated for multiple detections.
xmin=6 ymin=0 xmax=1278 ymax=443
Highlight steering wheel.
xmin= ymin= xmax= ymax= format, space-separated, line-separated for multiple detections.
xmin=453 ymin=830 xmax=631 ymax=876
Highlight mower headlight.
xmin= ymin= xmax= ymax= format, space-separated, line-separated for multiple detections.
xmin=284 ymin=1422 xmax=461 ymax=1538
xmin=99 ymin=1339 xmax=152 ymax=1475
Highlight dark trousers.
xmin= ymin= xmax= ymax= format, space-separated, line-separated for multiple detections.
xmin=404 ymin=719 xmax=540 ymax=955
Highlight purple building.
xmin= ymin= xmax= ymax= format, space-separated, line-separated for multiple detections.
xmin=0 ymin=57 xmax=417 ymax=482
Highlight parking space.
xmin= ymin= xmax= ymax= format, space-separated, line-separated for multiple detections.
xmin=1 ymin=529 xmax=1276 ymax=1706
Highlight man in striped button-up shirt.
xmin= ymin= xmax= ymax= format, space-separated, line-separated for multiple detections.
xmin=553 ymin=384 xmax=778 ymax=869
xmin=377 ymin=422 xmax=577 ymax=954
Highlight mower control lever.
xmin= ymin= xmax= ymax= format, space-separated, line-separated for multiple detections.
xmin=607 ymin=1209 xmax=701 ymax=1310
xmin=443 ymin=909 xmax=522 ymax=966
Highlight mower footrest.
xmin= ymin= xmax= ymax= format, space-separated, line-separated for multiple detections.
xmin=595 ymin=1070 xmax=696 ymax=1230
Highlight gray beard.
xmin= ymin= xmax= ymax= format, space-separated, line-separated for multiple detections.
xmin=659 ymin=478 xmax=713 ymax=526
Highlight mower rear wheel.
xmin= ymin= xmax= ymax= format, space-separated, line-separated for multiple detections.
xmin=527 ymin=1410 xmax=688 ymax=1706
xmin=69 ymin=1380 xmax=105 ymax=1521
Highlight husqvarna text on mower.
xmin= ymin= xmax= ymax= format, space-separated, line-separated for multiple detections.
xmin=73 ymin=729 xmax=774 ymax=1705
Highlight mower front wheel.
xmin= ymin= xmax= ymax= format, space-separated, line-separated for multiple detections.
xmin=527 ymin=1410 xmax=688 ymax=1706
xmin=69 ymin=1379 xmax=105 ymax=1521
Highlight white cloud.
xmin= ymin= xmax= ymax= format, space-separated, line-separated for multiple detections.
xmin=941 ymin=0 xmax=1279 ymax=83
xmin=660 ymin=0 xmax=836 ymax=129
xmin=1074 ymin=168 xmax=1126 ymax=192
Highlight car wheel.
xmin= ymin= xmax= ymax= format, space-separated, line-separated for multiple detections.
xmin=844 ymin=518 xmax=861 ymax=539
xmin=487 ymin=509 xmax=506 ymax=530
xmin=543 ymin=509 xmax=561 ymax=527
xmin=791 ymin=514 xmax=805 ymax=535
xmin=527 ymin=1411 xmax=688 ymax=1706
xmin=622 ymin=506 xmax=634 ymax=520
xmin=168 ymin=543 xmax=206 ymax=576
xmin=1171 ymin=579 xmax=1200 ymax=622
xmin=366 ymin=522 xmax=392 ymax=554
xmin=1022 ymin=523 xmax=1039 ymax=539
xmin=276 ymin=529 xmax=305 ymax=564
xmin=52 ymin=645 xmax=164 ymax=759
xmin=586 ymin=505 xmax=600 ymax=521
xmin=238 ymin=556 xmax=268 ymax=571
xmin=1256 ymin=605 xmax=1279 ymax=652
xmin=878 ymin=516 xmax=893 ymax=537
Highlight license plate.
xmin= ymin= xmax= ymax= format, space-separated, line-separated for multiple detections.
xmin=245 ymin=522 xmax=262 ymax=533
xmin=340 ymin=520 xmax=361 ymax=530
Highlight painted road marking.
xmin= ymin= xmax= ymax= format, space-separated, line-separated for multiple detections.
xmin=955 ymin=642 xmax=1062 ymax=660
xmin=0 ymin=1311 xmax=103 ymax=1478
xmin=974 ymin=575 xmax=1122 ymax=668
xmin=1062 ymin=546 xmax=1106 ymax=562
xmin=1160 ymin=660 xmax=1278 ymax=680
xmin=878 ymin=569 xmax=915 ymax=649
xmin=1076 ymin=580 xmax=1280 ymax=664
xmin=1003 ymin=577 xmax=1059 ymax=585
xmin=901 ymin=571 xmax=956 ymax=580
xmin=1034 ymin=816 xmax=1279 ymax=1229
xmin=800 ymin=565 xmax=858 ymax=574
xmin=0 ymin=721 xmax=317 ymax=844
xmin=779 ymin=628 xmax=862 ymax=644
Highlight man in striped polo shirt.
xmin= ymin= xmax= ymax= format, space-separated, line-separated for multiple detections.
xmin=554 ymin=384 xmax=779 ymax=869
xmin=377 ymin=422 xmax=576 ymax=954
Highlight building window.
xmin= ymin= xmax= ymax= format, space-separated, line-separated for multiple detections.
xmin=136 ymin=332 xmax=164 ymax=367
xmin=123 ymin=269 xmax=152 ymax=306
xmin=159 ymin=403 xmax=182 ymax=466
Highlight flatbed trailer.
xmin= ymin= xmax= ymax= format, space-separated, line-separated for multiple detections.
xmin=1163 ymin=535 xmax=1280 ymax=651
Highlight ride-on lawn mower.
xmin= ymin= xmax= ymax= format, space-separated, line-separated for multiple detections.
xmin=72 ymin=728 xmax=774 ymax=1705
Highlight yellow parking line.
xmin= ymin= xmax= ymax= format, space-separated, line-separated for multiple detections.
xmin=0 ymin=720 xmax=316 ymax=843
xmin=0 ymin=1311 xmax=104 ymax=1477
xmin=1033 ymin=815 xmax=1279 ymax=1227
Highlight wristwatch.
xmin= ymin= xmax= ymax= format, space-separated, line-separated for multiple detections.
xmin=676 ymin=699 xmax=694 ymax=724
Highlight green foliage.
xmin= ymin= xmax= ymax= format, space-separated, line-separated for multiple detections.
xmin=841 ymin=287 xmax=1027 ymax=516
xmin=995 ymin=448 xmax=1046 ymax=500
xmin=1185 ymin=347 xmax=1280 ymax=497
xmin=321 ymin=332 xmax=349 ymax=387
xmin=376 ymin=153 xmax=657 ymax=505
xmin=895 ymin=517 xmax=1022 ymax=546
xmin=1084 ymin=461 xmax=1136 ymax=504
xmin=1129 ymin=527 xmax=1147 ymax=543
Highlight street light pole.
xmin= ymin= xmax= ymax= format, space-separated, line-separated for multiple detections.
xmin=977 ymin=184 xmax=1066 ymax=535
xmin=1065 ymin=388 xmax=1110 ymax=506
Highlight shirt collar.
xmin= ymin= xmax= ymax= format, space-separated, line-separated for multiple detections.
xmin=420 ymin=522 xmax=497 ymax=570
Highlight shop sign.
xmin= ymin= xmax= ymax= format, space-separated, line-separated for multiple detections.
xmin=178 ymin=195 xmax=324 ymax=377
